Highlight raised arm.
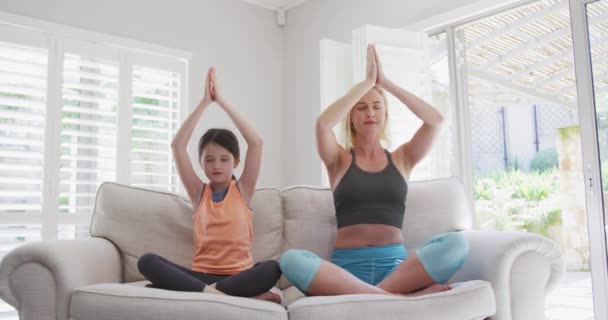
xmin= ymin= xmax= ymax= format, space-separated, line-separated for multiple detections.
xmin=209 ymin=68 xmax=262 ymax=206
xmin=171 ymin=69 xmax=213 ymax=209
xmin=373 ymin=45 xmax=443 ymax=176
xmin=316 ymin=45 xmax=377 ymax=174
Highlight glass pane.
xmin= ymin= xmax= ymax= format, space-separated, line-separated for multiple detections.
xmin=456 ymin=0 xmax=593 ymax=318
xmin=0 ymin=42 xmax=47 ymax=215
xmin=60 ymin=53 xmax=118 ymax=216
xmin=131 ymin=65 xmax=180 ymax=192
xmin=587 ymin=0 xmax=608 ymax=311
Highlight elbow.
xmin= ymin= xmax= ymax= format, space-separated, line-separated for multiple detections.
xmin=170 ymin=139 xmax=185 ymax=150
xmin=432 ymin=113 xmax=444 ymax=127
xmin=316 ymin=117 xmax=329 ymax=133
xmin=249 ymin=137 xmax=263 ymax=148
xmin=436 ymin=113 xmax=444 ymax=125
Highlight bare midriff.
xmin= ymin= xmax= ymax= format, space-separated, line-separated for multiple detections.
xmin=333 ymin=224 xmax=403 ymax=248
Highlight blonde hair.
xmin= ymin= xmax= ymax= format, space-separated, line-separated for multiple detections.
xmin=341 ymin=86 xmax=391 ymax=150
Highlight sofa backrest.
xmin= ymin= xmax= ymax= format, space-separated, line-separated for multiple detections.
xmin=281 ymin=176 xmax=473 ymax=259
xmin=90 ymin=182 xmax=284 ymax=282
xmin=91 ymin=177 xmax=472 ymax=284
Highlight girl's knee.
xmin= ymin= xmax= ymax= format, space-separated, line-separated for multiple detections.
xmin=137 ymin=253 xmax=159 ymax=273
xmin=259 ymin=259 xmax=282 ymax=278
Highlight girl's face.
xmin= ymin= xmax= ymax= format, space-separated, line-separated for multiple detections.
xmin=350 ymin=89 xmax=386 ymax=138
xmin=200 ymin=142 xmax=239 ymax=185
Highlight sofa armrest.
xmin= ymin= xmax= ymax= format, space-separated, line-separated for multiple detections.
xmin=0 ymin=238 xmax=122 ymax=320
xmin=450 ymin=230 xmax=564 ymax=320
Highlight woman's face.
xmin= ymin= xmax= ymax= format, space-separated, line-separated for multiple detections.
xmin=350 ymin=89 xmax=386 ymax=139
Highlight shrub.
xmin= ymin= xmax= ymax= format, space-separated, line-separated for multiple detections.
xmin=521 ymin=209 xmax=562 ymax=237
xmin=473 ymin=178 xmax=494 ymax=200
xmin=530 ymin=148 xmax=558 ymax=172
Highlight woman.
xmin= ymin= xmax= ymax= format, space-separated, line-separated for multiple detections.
xmin=279 ymin=45 xmax=469 ymax=297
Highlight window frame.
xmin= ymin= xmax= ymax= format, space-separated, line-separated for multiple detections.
xmin=0 ymin=11 xmax=190 ymax=240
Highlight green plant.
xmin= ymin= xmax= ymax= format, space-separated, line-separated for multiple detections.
xmin=530 ymin=148 xmax=558 ymax=172
xmin=511 ymin=176 xmax=552 ymax=202
xmin=602 ymin=160 xmax=608 ymax=192
xmin=491 ymin=169 xmax=557 ymax=203
xmin=475 ymin=168 xmax=561 ymax=236
xmin=473 ymin=178 xmax=494 ymax=200
xmin=521 ymin=209 xmax=562 ymax=237
xmin=506 ymin=157 xmax=519 ymax=171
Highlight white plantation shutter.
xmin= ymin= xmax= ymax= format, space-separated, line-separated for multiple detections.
xmin=130 ymin=65 xmax=180 ymax=192
xmin=0 ymin=42 xmax=47 ymax=216
xmin=0 ymin=25 xmax=48 ymax=320
xmin=59 ymin=52 xmax=119 ymax=216
xmin=0 ymin=17 xmax=188 ymax=319
xmin=0 ymin=224 xmax=42 ymax=256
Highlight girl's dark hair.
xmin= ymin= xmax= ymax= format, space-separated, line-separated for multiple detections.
xmin=198 ymin=128 xmax=240 ymax=180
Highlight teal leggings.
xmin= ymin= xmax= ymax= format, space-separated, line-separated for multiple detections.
xmin=279 ymin=232 xmax=469 ymax=293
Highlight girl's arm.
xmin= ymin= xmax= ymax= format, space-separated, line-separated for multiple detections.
xmin=171 ymin=69 xmax=213 ymax=209
xmin=210 ymin=68 xmax=262 ymax=206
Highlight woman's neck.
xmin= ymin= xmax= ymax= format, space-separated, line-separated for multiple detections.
xmin=353 ymin=138 xmax=384 ymax=158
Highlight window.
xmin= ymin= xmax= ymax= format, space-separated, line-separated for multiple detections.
xmin=0 ymin=16 xmax=189 ymax=319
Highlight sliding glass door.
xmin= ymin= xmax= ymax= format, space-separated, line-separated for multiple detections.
xmin=570 ymin=0 xmax=608 ymax=318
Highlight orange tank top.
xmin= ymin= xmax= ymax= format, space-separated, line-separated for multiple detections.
xmin=192 ymin=181 xmax=254 ymax=274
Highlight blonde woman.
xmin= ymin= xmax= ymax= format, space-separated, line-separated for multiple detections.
xmin=279 ymin=45 xmax=468 ymax=297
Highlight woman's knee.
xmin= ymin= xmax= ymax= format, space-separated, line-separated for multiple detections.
xmin=418 ymin=232 xmax=470 ymax=283
xmin=443 ymin=232 xmax=470 ymax=262
xmin=279 ymin=249 xmax=322 ymax=292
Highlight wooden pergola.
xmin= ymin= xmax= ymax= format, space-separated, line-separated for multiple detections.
xmin=455 ymin=0 xmax=608 ymax=109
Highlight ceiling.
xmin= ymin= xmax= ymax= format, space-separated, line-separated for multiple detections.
xmin=239 ymin=0 xmax=310 ymax=11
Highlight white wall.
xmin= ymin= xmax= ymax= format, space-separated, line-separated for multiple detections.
xmin=0 ymin=0 xmax=285 ymax=188
xmin=0 ymin=0 xmax=497 ymax=188
xmin=281 ymin=0 xmax=486 ymax=187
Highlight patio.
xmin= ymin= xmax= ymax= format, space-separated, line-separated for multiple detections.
xmin=547 ymin=272 xmax=595 ymax=319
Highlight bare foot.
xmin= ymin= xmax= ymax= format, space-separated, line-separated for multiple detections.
xmin=254 ymin=291 xmax=282 ymax=304
xmin=407 ymin=284 xmax=451 ymax=297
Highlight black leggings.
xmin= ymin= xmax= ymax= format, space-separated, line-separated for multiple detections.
xmin=137 ymin=253 xmax=281 ymax=297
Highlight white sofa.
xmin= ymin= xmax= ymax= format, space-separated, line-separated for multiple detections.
xmin=0 ymin=177 xmax=564 ymax=320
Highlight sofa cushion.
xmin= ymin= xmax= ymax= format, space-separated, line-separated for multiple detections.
xmin=90 ymin=182 xmax=283 ymax=282
xmin=404 ymin=177 xmax=473 ymax=250
xmin=285 ymin=280 xmax=495 ymax=320
xmin=70 ymin=282 xmax=287 ymax=320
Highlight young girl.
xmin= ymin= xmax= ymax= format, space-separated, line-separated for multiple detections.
xmin=138 ymin=67 xmax=282 ymax=303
